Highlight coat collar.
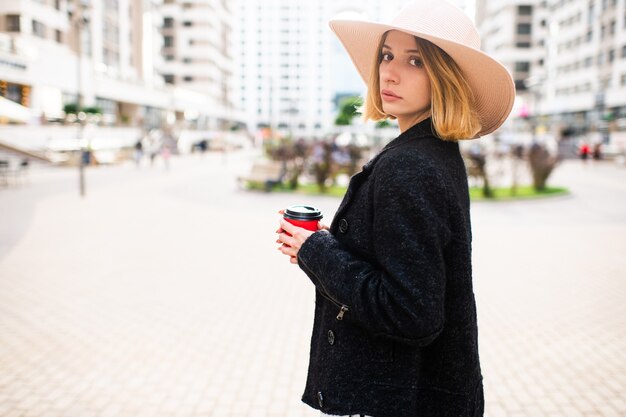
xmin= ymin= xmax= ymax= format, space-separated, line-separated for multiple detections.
xmin=362 ymin=117 xmax=435 ymax=172
xmin=331 ymin=118 xmax=437 ymax=230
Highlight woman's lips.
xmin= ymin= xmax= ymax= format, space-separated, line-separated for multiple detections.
xmin=381 ymin=89 xmax=401 ymax=102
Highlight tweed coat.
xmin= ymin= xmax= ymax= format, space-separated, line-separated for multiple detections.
xmin=296 ymin=118 xmax=484 ymax=417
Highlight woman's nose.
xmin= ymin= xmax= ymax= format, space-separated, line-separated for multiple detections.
xmin=380 ymin=62 xmax=399 ymax=84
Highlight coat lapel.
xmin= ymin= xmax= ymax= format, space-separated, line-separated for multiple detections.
xmin=331 ymin=118 xmax=434 ymax=230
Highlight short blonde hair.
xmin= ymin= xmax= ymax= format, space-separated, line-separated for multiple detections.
xmin=364 ymin=31 xmax=482 ymax=141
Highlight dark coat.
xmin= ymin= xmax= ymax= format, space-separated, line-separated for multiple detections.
xmin=297 ymin=118 xmax=484 ymax=417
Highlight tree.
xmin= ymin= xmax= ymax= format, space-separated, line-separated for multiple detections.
xmin=335 ymin=96 xmax=362 ymax=126
xmin=376 ymin=120 xmax=392 ymax=129
xmin=528 ymin=143 xmax=559 ymax=191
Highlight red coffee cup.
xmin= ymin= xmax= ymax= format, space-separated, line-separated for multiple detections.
xmin=283 ymin=205 xmax=323 ymax=232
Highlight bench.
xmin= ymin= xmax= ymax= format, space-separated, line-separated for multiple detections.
xmin=0 ymin=159 xmax=29 ymax=187
xmin=237 ymin=160 xmax=284 ymax=192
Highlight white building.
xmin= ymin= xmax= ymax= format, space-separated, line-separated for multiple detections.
xmin=158 ymin=0 xmax=239 ymax=129
xmin=539 ymin=0 xmax=626 ymax=137
xmin=234 ymin=0 xmax=334 ymax=137
xmin=477 ymin=0 xmax=626 ymax=144
xmin=0 ymin=0 xmax=232 ymax=130
xmin=476 ymin=0 xmax=549 ymax=122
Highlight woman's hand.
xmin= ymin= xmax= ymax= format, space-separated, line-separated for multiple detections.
xmin=276 ymin=210 xmax=328 ymax=264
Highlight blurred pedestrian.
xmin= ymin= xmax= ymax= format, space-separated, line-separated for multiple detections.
xmin=592 ymin=143 xmax=602 ymax=160
xmin=580 ymin=142 xmax=590 ymax=161
xmin=275 ymin=1 xmax=514 ymax=416
xmin=134 ymin=139 xmax=143 ymax=167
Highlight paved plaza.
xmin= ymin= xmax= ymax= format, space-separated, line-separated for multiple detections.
xmin=0 ymin=149 xmax=625 ymax=417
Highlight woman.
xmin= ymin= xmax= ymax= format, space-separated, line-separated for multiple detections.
xmin=276 ymin=1 xmax=514 ymax=416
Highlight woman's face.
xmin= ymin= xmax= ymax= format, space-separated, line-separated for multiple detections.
xmin=379 ymin=30 xmax=432 ymax=131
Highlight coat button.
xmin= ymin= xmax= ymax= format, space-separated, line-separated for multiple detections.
xmin=317 ymin=391 xmax=324 ymax=407
xmin=339 ymin=218 xmax=349 ymax=233
xmin=327 ymin=330 xmax=335 ymax=345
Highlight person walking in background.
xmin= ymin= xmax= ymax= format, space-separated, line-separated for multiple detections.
xmin=275 ymin=1 xmax=514 ymax=416
xmin=134 ymin=139 xmax=143 ymax=167
xmin=580 ymin=142 xmax=590 ymax=161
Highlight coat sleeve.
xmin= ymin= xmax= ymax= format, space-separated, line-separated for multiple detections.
xmin=297 ymin=153 xmax=452 ymax=346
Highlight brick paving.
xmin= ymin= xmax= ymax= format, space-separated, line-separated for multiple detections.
xmin=0 ymin=150 xmax=625 ymax=417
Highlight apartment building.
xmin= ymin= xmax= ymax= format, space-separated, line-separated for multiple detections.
xmin=0 ymin=0 xmax=232 ymax=129
xmin=158 ymin=0 xmax=237 ymax=129
xmin=540 ymin=0 xmax=626 ymax=135
xmin=477 ymin=0 xmax=626 ymax=141
xmin=476 ymin=0 xmax=549 ymax=119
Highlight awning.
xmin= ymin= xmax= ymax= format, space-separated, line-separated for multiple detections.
xmin=0 ymin=96 xmax=32 ymax=123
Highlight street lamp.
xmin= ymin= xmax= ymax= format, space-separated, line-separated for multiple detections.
xmin=68 ymin=0 xmax=90 ymax=197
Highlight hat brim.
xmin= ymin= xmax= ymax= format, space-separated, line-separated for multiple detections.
xmin=329 ymin=19 xmax=515 ymax=137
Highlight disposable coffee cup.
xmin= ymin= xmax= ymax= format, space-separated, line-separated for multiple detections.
xmin=283 ymin=205 xmax=323 ymax=232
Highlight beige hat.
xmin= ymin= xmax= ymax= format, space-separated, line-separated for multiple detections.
xmin=329 ymin=0 xmax=515 ymax=137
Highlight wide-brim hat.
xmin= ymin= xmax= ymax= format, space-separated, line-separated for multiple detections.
xmin=329 ymin=0 xmax=515 ymax=137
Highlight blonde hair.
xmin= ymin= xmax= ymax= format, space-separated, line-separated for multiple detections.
xmin=364 ymin=32 xmax=482 ymax=141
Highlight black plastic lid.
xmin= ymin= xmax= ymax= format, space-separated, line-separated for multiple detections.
xmin=284 ymin=205 xmax=323 ymax=221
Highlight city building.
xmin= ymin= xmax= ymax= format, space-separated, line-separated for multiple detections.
xmin=476 ymin=0 xmax=549 ymax=124
xmin=0 ymin=0 xmax=236 ymax=131
xmin=539 ymin=0 xmax=626 ymax=138
xmin=234 ymin=0 xmax=335 ymax=138
xmin=477 ymin=0 xmax=626 ymax=144
xmin=158 ymin=0 xmax=238 ymax=129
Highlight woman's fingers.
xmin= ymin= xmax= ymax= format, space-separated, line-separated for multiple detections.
xmin=277 ymin=232 xmax=298 ymax=248
xmin=276 ymin=212 xmax=314 ymax=265
xmin=279 ymin=218 xmax=297 ymax=236
xmin=278 ymin=242 xmax=298 ymax=257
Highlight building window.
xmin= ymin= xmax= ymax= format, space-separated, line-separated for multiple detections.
xmin=517 ymin=23 xmax=532 ymax=35
xmin=55 ymin=29 xmax=62 ymax=43
xmin=6 ymin=15 xmax=20 ymax=32
xmin=518 ymin=5 xmax=532 ymax=15
xmin=621 ymin=74 xmax=626 ymax=86
xmin=183 ymin=76 xmax=193 ymax=82
xmin=32 ymin=20 xmax=46 ymax=38
xmin=183 ymin=57 xmax=192 ymax=63
xmin=585 ymin=57 xmax=592 ymax=67
xmin=183 ymin=21 xmax=192 ymax=27
xmin=609 ymin=49 xmax=615 ymax=62
xmin=622 ymin=45 xmax=626 ymax=58
xmin=586 ymin=30 xmax=593 ymax=42
xmin=55 ymin=0 xmax=61 ymax=9
xmin=165 ymin=55 xmax=174 ymax=61
xmin=597 ymin=52 xmax=604 ymax=65
xmin=164 ymin=36 xmax=174 ymax=47
xmin=164 ymin=74 xmax=174 ymax=84
xmin=516 ymin=42 xmax=531 ymax=48
xmin=515 ymin=62 xmax=530 ymax=72
xmin=163 ymin=17 xmax=174 ymax=28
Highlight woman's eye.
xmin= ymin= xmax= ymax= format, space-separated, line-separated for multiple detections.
xmin=381 ymin=52 xmax=393 ymax=62
xmin=409 ymin=57 xmax=424 ymax=67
